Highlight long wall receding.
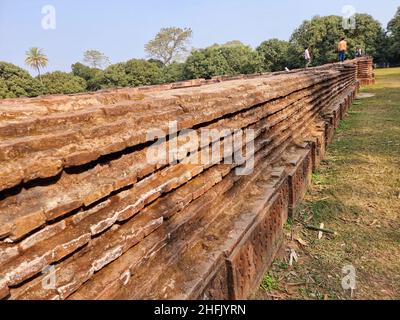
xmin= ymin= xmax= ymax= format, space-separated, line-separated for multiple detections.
xmin=0 ymin=58 xmax=373 ymax=300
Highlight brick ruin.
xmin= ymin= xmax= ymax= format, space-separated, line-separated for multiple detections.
xmin=0 ymin=58 xmax=374 ymax=300
xmin=356 ymin=57 xmax=376 ymax=85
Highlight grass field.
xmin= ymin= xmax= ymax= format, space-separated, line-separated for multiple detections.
xmin=256 ymin=68 xmax=400 ymax=300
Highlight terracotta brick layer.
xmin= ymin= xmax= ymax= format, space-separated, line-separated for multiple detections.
xmin=0 ymin=59 xmax=370 ymax=300
xmin=355 ymin=57 xmax=375 ymax=85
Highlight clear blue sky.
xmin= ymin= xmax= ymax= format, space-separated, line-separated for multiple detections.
xmin=0 ymin=0 xmax=398 ymax=73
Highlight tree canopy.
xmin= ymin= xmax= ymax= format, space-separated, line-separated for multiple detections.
xmin=102 ymin=59 xmax=162 ymax=88
xmin=346 ymin=14 xmax=387 ymax=63
xmin=183 ymin=42 xmax=262 ymax=79
xmin=387 ymin=7 xmax=400 ymax=64
xmin=2 ymin=8 xmax=400 ymax=100
xmin=145 ymin=27 xmax=193 ymax=65
xmin=83 ymin=50 xmax=110 ymax=69
xmin=40 ymin=71 xmax=87 ymax=95
xmin=290 ymin=14 xmax=386 ymax=67
xmin=72 ymin=62 xmax=105 ymax=91
xmin=256 ymin=39 xmax=291 ymax=71
xmin=0 ymin=62 xmax=44 ymax=98
xmin=25 ymin=47 xmax=48 ymax=81
xmin=160 ymin=62 xmax=185 ymax=83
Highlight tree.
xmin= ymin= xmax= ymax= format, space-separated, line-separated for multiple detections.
xmin=160 ymin=62 xmax=185 ymax=83
xmin=83 ymin=50 xmax=110 ymax=69
xmin=347 ymin=14 xmax=387 ymax=63
xmin=256 ymin=39 xmax=291 ymax=71
xmin=102 ymin=59 xmax=162 ymax=88
xmin=40 ymin=71 xmax=87 ymax=95
xmin=285 ymin=43 xmax=306 ymax=69
xmin=124 ymin=59 xmax=162 ymax=86
xmin=72 ymin=62 xmax=105 ymax=91
xmin=218 ymin=41 xmax=263 ymax=75
xmin=183 ymin=42 xmax=262 ymax=79
xmin=183 ymin=48 xmax=230 ymax=79
xmin=103 ymin=62 xmax=130 ymax=88
xmin=290 ymin=16 xmax=346 ymax=66
xmin=387 ymin=7 xmax=400 ymax=64
xmin=25 ymin=47 xmax=48 ymax=82
xmin=147 ymin=59 xmax=165 ymax=68
xmin=0 ymin=61 xmax=44 ymax=98
xmin=290 ymin=15 xmax=386 ymax=67
xmin=0 ymin=78 xmax=8 ymax=99
xmin=145 ymin=27 xmax=193 ymax=65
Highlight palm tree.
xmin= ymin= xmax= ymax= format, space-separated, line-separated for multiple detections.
xmin=25 ymin=47 xmax=48 ymax=83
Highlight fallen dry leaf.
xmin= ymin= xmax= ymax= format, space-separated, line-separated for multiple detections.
xmin=295 ymin=237 xmax=308 ymax=246
xmin=289 ymin=249 xmax=299 ymax=266
xmin=287 ymin=282 xmax=307 ymax=287
xmin=369 ymin=219 xmax=378 ymax=226
xmin=268 ymin=293 xmax=287 ymax=300
xmin=318 ymin=223 xmax=324 ymax=239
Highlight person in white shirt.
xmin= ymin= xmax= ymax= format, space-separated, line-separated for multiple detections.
xmin=304 ymin=46 xmax=311 ymax=69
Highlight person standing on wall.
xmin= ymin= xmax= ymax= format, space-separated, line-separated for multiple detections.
xmin=304 ymin=46 xmax=311 ymax=69
xmin=337 ymin=37 xmax=347 ymax=62
xmin=356 ymin=47 xmax=363 ymax=58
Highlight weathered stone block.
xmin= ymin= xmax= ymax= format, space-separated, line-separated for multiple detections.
xmin=287 ymin=148 xmax=313 ymax=218
xmin=226 ymin=176 xmax=288 ymax=299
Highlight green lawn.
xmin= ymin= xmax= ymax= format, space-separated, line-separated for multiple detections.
xmin=256 ymin=68 xmax=400 ymax=300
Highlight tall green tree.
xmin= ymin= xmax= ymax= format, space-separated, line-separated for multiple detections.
xmin=124 ymin=59 xmax=162 ymax=86
xmin=102 ymin=59 xmax=162 ymax=88
xmin=160 ymin=62 xmax=185 ymax=83
xmin=0 ymin=61 xmax=44 ymax=98
xmin=347 ymin=14 xmax=387 ymax=63
xmin=83 ymin=50 xmax=110 ymax=69
xmin=145 ymin=27 xmax=193 ymax=65
xmin=218 ymin=41 xmax=263 ymax=75
xmin=256 ymin=39 xmax=291 ymax=71
xmin=183 ymin=42 xmax=262 ymax=79
xmin=72 ymin=62 xmax=105 ymax=91
xmin=183 ymin=47 xmax=231 ymax=79
xmin=289 ymin=14 xmax=386 ymax=66
xmin=25 ymin=47 xmax=48 ymax=82
xmin=41 ymin=71 xmax=87 ymax=95
xmin=103 ymin=62 xmax=129 ymax=88
xmin=0 ymin=78 xmax=8 ymax=99
xmin=387 ymin=7 xmax=400 ymax=64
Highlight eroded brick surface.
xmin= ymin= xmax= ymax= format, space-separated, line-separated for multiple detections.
xmin=0 ymin=59 xmax=370 ymax=300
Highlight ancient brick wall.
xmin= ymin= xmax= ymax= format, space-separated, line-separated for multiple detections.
xmin=0 ymin=60 xmax=365 ymax=300
xmin=355 ymin=57 xmax=375 ymax=85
